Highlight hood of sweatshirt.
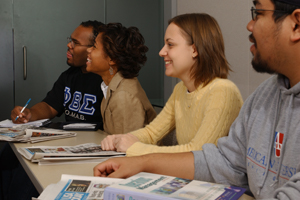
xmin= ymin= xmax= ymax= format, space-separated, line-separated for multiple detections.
xmin=277 ymin=74 xmax=300 ymax=96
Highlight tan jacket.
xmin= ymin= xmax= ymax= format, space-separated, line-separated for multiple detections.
xmin=101 ymin=72 xmax=157 ymax=135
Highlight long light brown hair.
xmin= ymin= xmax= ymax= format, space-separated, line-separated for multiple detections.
xmin=169 ymin=13 xmax=230 ymax=87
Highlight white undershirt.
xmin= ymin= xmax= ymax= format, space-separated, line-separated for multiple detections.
xmin=101 ymin=81 xmax=108 ymax=99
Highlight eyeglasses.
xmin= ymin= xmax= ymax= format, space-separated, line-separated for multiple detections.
xmin=251 ymin=7 xmax=286 ymax=21
xmin=67 ymin=37 xmax=93 ymax=48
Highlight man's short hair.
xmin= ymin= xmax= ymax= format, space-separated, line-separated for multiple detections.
xmin=272 ymin=0 xmax=300 ymax=22
xmin=276 ymin=0 xmax=300 ymax=7
xmin=80 ymin=20 xmax=104 ymax=44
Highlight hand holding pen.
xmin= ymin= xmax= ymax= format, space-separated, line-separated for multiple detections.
xmin=13 ymin=98 xmax=31 ymax=123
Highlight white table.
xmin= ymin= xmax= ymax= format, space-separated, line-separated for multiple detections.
xmin=9 ymin=130 xmax=253 ymax=200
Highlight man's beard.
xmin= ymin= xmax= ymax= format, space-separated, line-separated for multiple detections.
xmin=249 ymin=34 xmax=276 ymax=75
xmin=66 ymin=59 xmax=75 ymax=67
xmin=251 ymin=51 xmax=276 ymax=75
xmin=66 ymin=59 xmax=83 ymax=68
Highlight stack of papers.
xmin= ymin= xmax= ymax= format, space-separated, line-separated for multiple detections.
xmin=0 ymin=118 xmax=51 ymax=128
xmin=0 ymin=119 xmax=62 ymax=143
xmin=0 ymin=127 xmax=76 ymax=143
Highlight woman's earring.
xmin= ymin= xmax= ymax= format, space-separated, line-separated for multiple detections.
xmin=109 ymin=66 xmax=114 ymax=75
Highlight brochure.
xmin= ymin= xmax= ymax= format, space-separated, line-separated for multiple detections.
xmin=34 ymin=173 xmax=247 ymax=200
xmin=104 ymin=172 xmax=247 ymax=200
xmin=34 ymin=174 xmax=122 ymax=200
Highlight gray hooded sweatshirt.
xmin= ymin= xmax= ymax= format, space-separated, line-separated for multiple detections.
xmin=193 ymin=75 xmax=300 ymax=199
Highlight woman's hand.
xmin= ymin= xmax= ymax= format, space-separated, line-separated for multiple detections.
xmin=101 ymin=135 xmax=119 ymax=151
xmin=114 ymin=133 xmax=140 ymax=152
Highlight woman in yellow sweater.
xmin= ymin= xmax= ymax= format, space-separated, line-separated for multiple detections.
xmin=100 ymin=13 xmax=243 ymax=156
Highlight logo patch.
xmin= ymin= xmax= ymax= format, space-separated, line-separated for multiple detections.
xmin=274 ymin=132 xmax=284 ymax=158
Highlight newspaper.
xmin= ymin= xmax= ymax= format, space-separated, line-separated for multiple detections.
xmin=18 ymin=143 xmax=125 ymax=163
xmin=38 ymin=156 xmax=122 ymax=165
xmin=0 ymin=128 xmax=26 ymax=142
xmin=104 ymin=172 xmax=247 ymax=200
xmin=34 ymin=174 xmax=122 ymax=200
xmin=0 ymin=127 xmax=76 ymax=143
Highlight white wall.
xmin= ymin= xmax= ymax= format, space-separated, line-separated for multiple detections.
xmin=177 ymin=0 xmax=271 ymax=100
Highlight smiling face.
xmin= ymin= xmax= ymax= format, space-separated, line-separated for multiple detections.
xmin=86 ymin=33 xmax=111 ymax=76
xmin=247 ymin=0 xmax=285 ymax=74
xmin=159 ymin=23 xmax=197 ymax=81
xmin=66 ymin=25 xmax=93 ymax=71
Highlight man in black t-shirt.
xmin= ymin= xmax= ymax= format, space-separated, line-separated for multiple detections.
xmin=11 ymin=20 xmax=104 ymax=126
xmin=1 ymin=21 xmax=104 ymax=199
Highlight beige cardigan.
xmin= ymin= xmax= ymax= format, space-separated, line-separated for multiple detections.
xmin=101 ymin=72 xmax=157 ymax=135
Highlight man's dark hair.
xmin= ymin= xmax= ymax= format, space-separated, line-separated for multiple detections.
xmin=272 ymin=0 xmax=300 ymax=22
xmin=97 ymin=23 xmax=148 ymax=79
xmin=80 ymin=20 xmax=104 ymax=44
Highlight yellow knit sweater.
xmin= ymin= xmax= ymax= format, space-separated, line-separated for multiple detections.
xmin=126 ymin=78 xmax=243 ymax=157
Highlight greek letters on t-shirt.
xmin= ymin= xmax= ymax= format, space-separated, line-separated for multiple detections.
xmin=63 ymin=87 xmax=97 ymax=120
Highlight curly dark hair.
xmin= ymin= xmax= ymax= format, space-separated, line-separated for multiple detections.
xmin=80 ymin=20 xmax=104 ymax=44
xmin=96 ymin=23 xmax=148 ymax=78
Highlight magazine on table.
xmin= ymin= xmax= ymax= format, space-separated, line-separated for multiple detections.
xmin=33 ymin=174 xmax=123 ymax=200
xmin=0 ymin=127 xmax=76 ymax=143
xmin=18 ymin=143 xmax=125 ymax=163
xmin=104 ymin=172 xmax=247 ymax=200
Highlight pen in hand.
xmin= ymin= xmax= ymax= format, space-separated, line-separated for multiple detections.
xmin=15 ymin=98 xmax=31 ymax=121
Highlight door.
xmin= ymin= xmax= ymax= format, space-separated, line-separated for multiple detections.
xmin=13 ymin=0 xmax=105 ymax=109
xmin=0 ymin=0 xmax=14 ymax=120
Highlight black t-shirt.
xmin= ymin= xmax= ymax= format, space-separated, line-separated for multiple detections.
xmin=43 ymin=67 xmax=103 ymax=127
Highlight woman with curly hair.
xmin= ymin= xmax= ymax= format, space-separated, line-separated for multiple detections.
xmin=99 ymin=13 xmax=243 ymax=157
xmin=86 ymin=23 xmax=156 ymax=135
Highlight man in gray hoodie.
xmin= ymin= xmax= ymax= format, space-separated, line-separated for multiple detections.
xmin=94 ymin=0 xmax=300 ymax=199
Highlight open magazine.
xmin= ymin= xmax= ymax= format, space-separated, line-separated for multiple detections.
xmin=104 ymin=172 xmax=247 ymax=200
xmin=18 ymin=143 xmax=125 ymax=163
xmin=0 ymin=127 xmax=76 ymax=143
xmin=35 ymin=173 xmax=247 ymax=200
xmin=34 ymin=174 xmax=122 ymax=200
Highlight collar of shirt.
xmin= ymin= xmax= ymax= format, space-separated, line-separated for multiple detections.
xmin=101 ymin=81 xmax=108 ymax=99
